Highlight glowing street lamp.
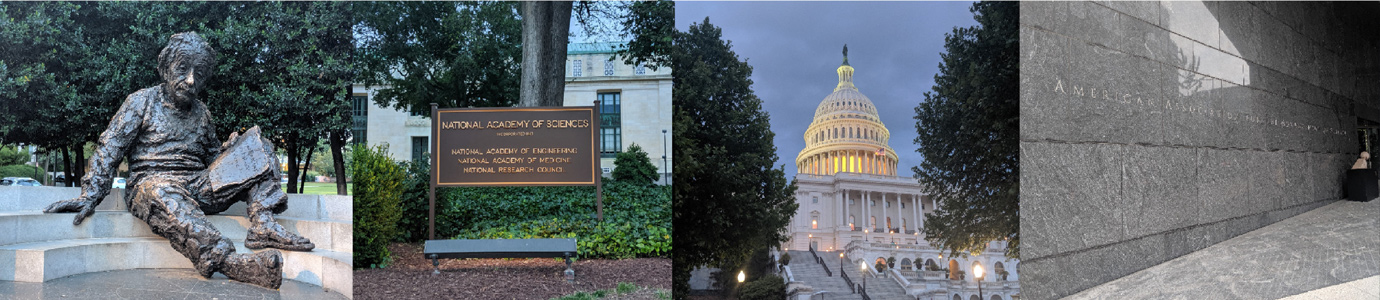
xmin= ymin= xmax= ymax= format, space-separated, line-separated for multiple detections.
xmin=860 ymin=262 xmax=867 ymax=292
xmin=975 ymin=264 xmax=985 ymax=299
xmin=738 ymin=270 xmax=746 ymax=283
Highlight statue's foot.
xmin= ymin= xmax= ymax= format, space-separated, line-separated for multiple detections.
xmin=222 ymin=250 xmax=283 ymax=289
xmin=246 ymin=223 xmax=315 ymax=251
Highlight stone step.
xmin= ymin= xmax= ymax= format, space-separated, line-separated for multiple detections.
xmin=0 ymin=211 xmax=349 ymax=253
xmin=0 ymin=186 xmax=351 ymax=222
xmin=0 ymin=237 xmax=351 ymax=295
xmin=785 ymin=251 xmax=865 ymax=300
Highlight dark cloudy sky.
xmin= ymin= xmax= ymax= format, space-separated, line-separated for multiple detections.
xmin=675 ymin=1 xmax=978 ymax=177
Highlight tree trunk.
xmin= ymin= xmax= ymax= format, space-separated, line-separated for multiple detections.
xmin=60 ymin=147 xmax=72 ymax=187
xmin=518 ymin=1 xmax=572 ymax=107
xmin=299 ymin=139 xmax=315 ymax=194
xmin=72 ymin=145 xmax=85 ymax=189
xmin=285 ymin=138 xmax=300 ymax=194
xmin=330 ymin=130 xmax=347 ymax=195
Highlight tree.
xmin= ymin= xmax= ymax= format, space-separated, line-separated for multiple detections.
xmin=355 ymin=2 xmax=522 ymax=113
xmin=517 ymin=1 xmax=572 ymax=107
xmin=671 ymin=17 xmax=798 ymax=299
xmin=914 ymin=1 xmax=1019 ymax=259
xmin=615 ymin=0 xmax=674 ymax=70
xmin=612 ymin=143 xmax=658 ymax=185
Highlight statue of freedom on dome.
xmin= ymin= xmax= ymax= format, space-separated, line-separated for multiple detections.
xmin=42 ymin=32 xmax=313 ymax=289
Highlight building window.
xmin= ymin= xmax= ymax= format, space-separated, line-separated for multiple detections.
xmin=811 ymin=217 xmax=818 ymax=229
xmin=411 ymin=136 xmax=428 ymax=163
xmin=599 ymin=92 xmax=622 ymax=158
xmin=351 ymin=95 xmax=368 ymax=145
xmin=604 ymin=60 xmax=614 ymax=76
xmin=573 ymin=60 xmax=582 ymax=77
xmin=635 ymin=62 xmax=646 ymax=75
xmin=900 ymin=202 xmax=905 ymax=209
xmin=885 ymin=201 xmax=890 ymax=208
xmin=871 ymin=200 xmax=876 ymax=207
xmin=812 ymin=196 xmax=818 ymax=204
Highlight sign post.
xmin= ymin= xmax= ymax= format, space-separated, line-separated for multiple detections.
xmin=427 ymin=103 xmax=601 ymax=240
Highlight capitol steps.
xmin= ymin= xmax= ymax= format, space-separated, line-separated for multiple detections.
xmin=835 ymin=254 xmax=910 ymax=299
xmin=785 ymin=251 xmax=863 ymax=300
xmin=0 ymin=186 xmax=352 ymax=298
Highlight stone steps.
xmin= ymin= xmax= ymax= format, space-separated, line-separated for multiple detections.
xmin=0 ymin=186 xmax=352 ymax=298
xmin=785 ymin=251 xmax=863 ymax=300
xmin=833 ymin=257 xmax=908 ymax=299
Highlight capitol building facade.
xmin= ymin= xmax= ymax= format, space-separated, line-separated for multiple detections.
xmin=783 ymin=50 xmax=1020 ymax=300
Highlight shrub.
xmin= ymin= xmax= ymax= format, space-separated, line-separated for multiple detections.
xmin=0 ymin=146 xmax=28 ymax=166
xmin=779 ymin=252 xmax=790 ymax=266
xmin=0 ymin=164 xmax=43 ymax=179
xmin=396 ymin=157 xmax=433 ymax=242
xmin=392 ymin=152 xmax=671 ymax=258
xmin=612 ymin=143 xmax=658 ymax=185
xmin=738 ymin=274 xmax=786 ymax=300
xmin=352 ymin=143 xmax=406 ymax=269
xmin=887 ymin=257 xmax=896 ymax=269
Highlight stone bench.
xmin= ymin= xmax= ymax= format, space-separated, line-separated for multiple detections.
xmin=424 ymin=238 xmax=578 ymax=275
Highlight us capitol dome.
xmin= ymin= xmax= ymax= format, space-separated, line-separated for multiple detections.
xmin=796 ymin=46 xmax=898 ymax=176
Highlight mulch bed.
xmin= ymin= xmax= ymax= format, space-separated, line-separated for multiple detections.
xmin=354 ymin=243 xmax=671 ymax=300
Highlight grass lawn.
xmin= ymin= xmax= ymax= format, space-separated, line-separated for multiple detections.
xmin=283 ymin=182 xmax=350 ymax=195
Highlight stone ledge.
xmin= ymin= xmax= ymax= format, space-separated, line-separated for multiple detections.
xmin=0 ymin=212 xmax=349 ymax=253
xmin=0 ymin=237 xmax=351 ymax=296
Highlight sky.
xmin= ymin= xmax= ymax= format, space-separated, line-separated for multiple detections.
xmin=675 ymin=1 xmax=979 ymax=177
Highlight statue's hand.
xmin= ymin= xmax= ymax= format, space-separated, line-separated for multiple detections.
xmin=43 ymin=197 xmax=97 ymax=225
xmin=222 ymin=131 xmax=241 ymax=149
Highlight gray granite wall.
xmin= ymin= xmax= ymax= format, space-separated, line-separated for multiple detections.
xmin=1019 ymin=2 xmax=1380 ymax=299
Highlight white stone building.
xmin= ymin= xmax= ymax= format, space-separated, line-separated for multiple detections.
xmin=784 ymin=52 xmax=1019 ymax=300
xmin=351 ymin=42 xmax=673 ymax=183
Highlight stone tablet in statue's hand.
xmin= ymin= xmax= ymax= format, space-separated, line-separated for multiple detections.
xmin=43 ymin=197 xmax=98 ymax=225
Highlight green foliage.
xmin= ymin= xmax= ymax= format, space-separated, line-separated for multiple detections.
xmin=671 ymin=17 xmax=799 ymax=299
xmin=779 ymin=252 xmax=790 ymax=266
xmin=616 ymin=0 xmax=673 ymax=70
xmin=927 ymin=260 xmax=941 ymax=271
xmin=0 ymin=146 xmax=29 ymax=166
xmin=612 ymin=143 xmax=658 ymax=186
xmin=395 ymin=157 xmax=433 ymax=242
xmin=0 ymin=2 xmax=355 ymax=193
xmin=915 ymin=1 xmax=1020 ymax=259
xmin=876 ymin=262 xmax=887 ymax=272
xmin=354 ymin=1 xmax=522 ymax=113
xmin=616 ymin=282 xmax=636 ymax=294
xmin=352 ymin=144 xmax=406 ymax=269
xmin=395 ymin=157 xmax=670 ymax=258
xmin=0 ymin=164 xmax=43 ymax=179
xmin=738 ymin=274 xmax=786 ymax=300
xmin=887 ymin=257 xmax=896 ymax=269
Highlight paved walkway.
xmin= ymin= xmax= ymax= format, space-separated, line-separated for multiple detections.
xmin=0 ymin=269 xmax=348 ymax=300
xmin=1067 ymin=200 xmax=1380 ymax=299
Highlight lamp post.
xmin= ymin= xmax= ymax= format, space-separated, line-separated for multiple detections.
xmin=975 ymin=264 xmax=985 ymax=300
xmin=860 ymin=261 xmax=867 ymax=293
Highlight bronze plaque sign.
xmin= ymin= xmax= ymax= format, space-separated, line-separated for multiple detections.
xmin=432 ymin=106 xmax=599 ymax=186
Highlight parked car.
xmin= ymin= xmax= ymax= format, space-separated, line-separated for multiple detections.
xmin=1 ymin=177 xmax=40 ymax=186
xmin=14 ymin=178 xmax=40 ymax=186
xmin=113 ymin=177 xmax=127 ymax=189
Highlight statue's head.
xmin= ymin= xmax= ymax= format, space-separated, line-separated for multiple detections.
xmin=157 ymin=32 xmax=216 ymax=106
